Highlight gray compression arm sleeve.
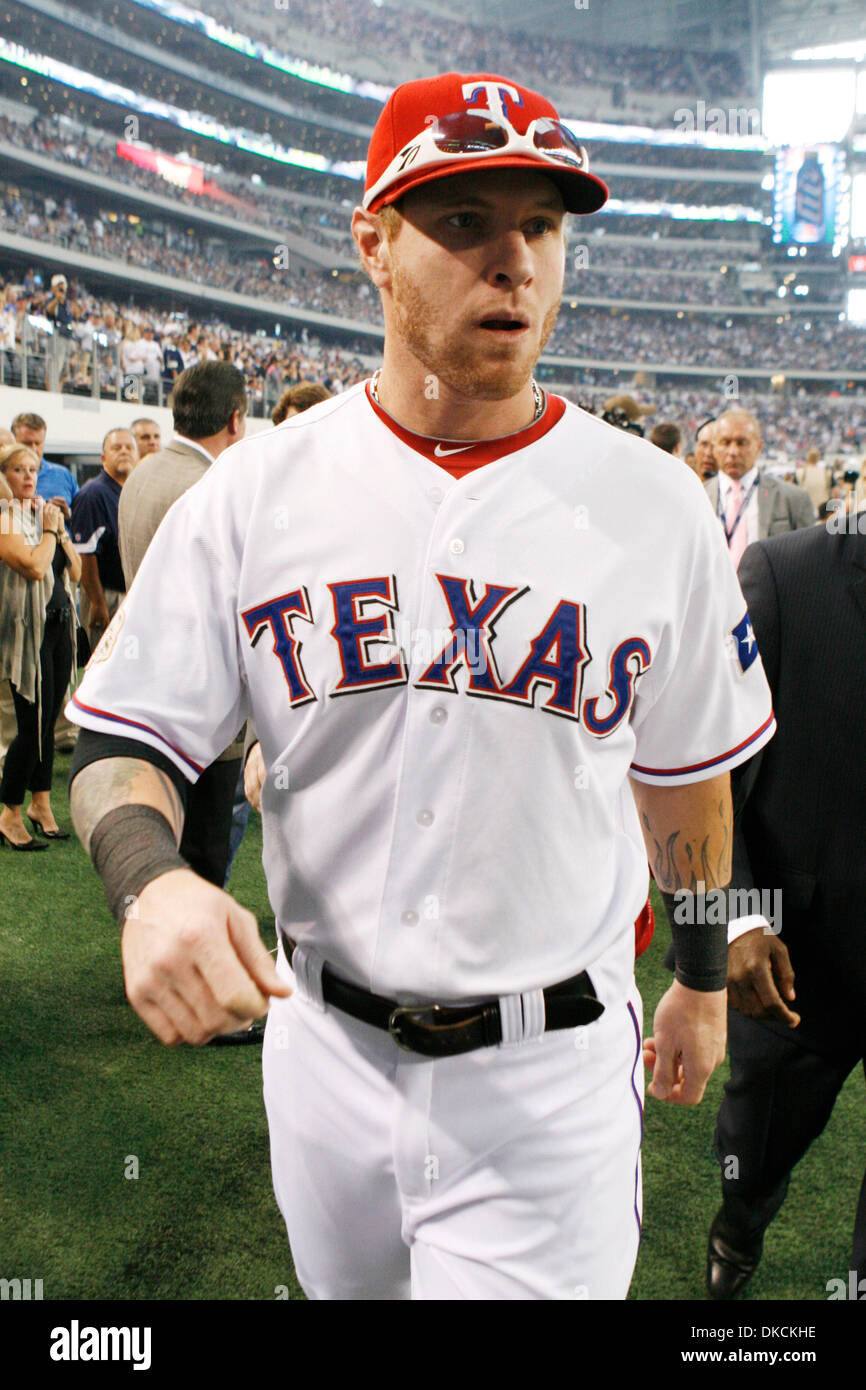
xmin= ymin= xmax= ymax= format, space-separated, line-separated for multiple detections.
xmin=90 ymin=805 xmax=189 ymax=926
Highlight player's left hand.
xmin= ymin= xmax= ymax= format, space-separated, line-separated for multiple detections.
xmin=643 ymin=979 xmax=726 ymax=1105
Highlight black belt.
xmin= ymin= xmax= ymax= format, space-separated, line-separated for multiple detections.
xmin=278 ymin=928 xmax=604 ymax=1058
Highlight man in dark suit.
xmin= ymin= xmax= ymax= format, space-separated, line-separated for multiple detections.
xmin=704 ymin=410 xmax=814 ymax=570
xmin=118 ymin=361 xmax=247 ymax=891
xmin=705 ymin=510 xmax=866 ymax=1298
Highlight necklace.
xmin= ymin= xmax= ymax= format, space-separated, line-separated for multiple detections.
xmin=370 ymin=371 xmax=545 ymax=427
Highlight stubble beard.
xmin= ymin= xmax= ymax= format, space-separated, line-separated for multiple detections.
xmin=390 ymin=260 xmax=561 ymax=402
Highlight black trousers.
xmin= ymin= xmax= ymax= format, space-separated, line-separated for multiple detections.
xmin=179 ymin=756 xmax=243 ymax=889
xmin=0 ymin=611 xmax=73 ymax=805
xmin=715 ymin=1007 xmax=866 ymax=1280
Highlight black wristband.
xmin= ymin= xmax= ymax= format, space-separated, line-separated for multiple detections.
xmin=661 ymin=890 xmax=729 ymax=992
xmin=90 ymin=804 xmax=189 ymax=927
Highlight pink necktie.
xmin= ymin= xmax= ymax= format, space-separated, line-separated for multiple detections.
xmin=726 ymin=477 xmax=748 ymax=570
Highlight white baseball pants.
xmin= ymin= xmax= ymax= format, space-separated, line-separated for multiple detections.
xmin=262 ymin=947 xmax=644 ymax=1301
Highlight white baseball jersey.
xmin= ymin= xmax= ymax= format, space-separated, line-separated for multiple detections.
xmin=68 ymin=382 xmax=774 ymax=1011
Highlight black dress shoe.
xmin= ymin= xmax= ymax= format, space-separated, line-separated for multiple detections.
xmin=207 ymin=1022 xmax=266 ymax=1047
xmin=707 ymin=1208 xmax=764 ymax=1300
xmin=26 ymin=814 xmax=71 ymax=841
xmin=0 ymin=827 xmax=49 ymax=851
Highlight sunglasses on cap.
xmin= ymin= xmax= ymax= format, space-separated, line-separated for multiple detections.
xmin=362 ymin=110 xmax=591 ymax=211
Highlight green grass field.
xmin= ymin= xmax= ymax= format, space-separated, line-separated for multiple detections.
xmin=1 ymin=749 xmax=862 ymax=1301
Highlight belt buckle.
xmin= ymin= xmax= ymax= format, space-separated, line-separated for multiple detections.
xmin=388 ymin=1003 xmax=443 ymax=1053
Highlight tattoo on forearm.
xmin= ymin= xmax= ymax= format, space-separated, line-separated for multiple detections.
xmin=71 ymin=758 xmax=184 ymax=857
xmin=648 ymin=824 xmax=682 ymax=891
xmin=641 ymin=796 xmax=731 ymax=894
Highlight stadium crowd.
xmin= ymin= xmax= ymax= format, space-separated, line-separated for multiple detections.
xmin=0 ymin=111 xmax=360 ymax=235
xmin=4 ymin=176 xmax=795 ymax=323
xmin=3 ymin=177 xmax=857 ymax=375
xmin=3 ymin=255 xmax=865 ymax=463
xmin=0 ymin=179 xmax=376 ymax=314
xmin=0 ymin=266 xmax=373 ymax=410
xmin=2 ymin=106 xmax=773 ymax=252
xmin=550 ymin=307 xmax=866 ymax=371
xmin=0 ymin=1 xmax=371 ymax=162
xmin=590 ymin=143 xmax=763 ymax=172
xmin=566 ymin=383 xmax=866 ymax=466
xmin=569 ymin=236 xmax=766 ymax=270
xmin=563 ymin=269 xmax=839 ymax=307
xmin=197 ymin=0 xmax=749 ymax=101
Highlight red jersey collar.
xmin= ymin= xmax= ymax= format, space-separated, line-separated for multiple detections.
xmin=364 ymin=379 xmax=566 ymax=476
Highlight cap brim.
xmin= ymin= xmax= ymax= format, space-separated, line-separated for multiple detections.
xmin=367 ymin=156 xmax=608 ymax=214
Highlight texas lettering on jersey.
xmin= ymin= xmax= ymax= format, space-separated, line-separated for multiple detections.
xmin=242 ymin=571 xmax=652 ymax=736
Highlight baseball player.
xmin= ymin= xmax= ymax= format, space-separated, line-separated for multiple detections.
xmin=66 ymin=72 xmax=775 ymax=1300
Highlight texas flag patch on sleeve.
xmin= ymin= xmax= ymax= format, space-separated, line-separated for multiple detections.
xmin=731 ymin=612 xmax=759 ymax=672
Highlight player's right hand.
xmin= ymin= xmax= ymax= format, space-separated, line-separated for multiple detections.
xmin=243 ymin=741 xmax=266 ymax=813
xmin=727 ymin=927 xmax=800 ymax=1028
xmin=122 ymin=868 xmax=292 ymax=1045
xmin=643 ymin=980 xmax=727 ymax=1105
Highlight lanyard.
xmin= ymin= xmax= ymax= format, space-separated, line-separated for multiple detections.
xmin=718 ymin=477 xmax=758 ymax=545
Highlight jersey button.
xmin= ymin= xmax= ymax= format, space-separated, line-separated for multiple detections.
xmin=449 ymin=538 xmax=465 ymax=555
xmin=428 ymin=486 xmax=444 ymax=504
xmin=400 ymin=910 xmax=419 ymax=927
xmin=429 ymin=706 xmax=448 ymax=725
xmin=416 ymin=809 xmax=435 ymax=827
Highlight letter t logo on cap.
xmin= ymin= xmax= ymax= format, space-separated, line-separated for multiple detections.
xmin=461 ymin=80 xmax=523 ymax=123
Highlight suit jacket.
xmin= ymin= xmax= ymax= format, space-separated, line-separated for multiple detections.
xmin=118 ymin=437 xmax=244 ymax=762
xmin=118 ymin=438 xmax=212 ymax=586
xmin=704 ymin=470 xmax=816 ymax=540
xmin=730 ymin=522 xmax=866 ymax=1045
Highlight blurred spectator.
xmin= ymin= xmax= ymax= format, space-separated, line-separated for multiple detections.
xmin=131 ymin=418 xmax=162 ymax=459
xmin=141 ymin=326 xmax=163 ymax=398
xmin=796 ymin=446 xmax=832 ymax=513
xmin=162 ymin=333 xmax=185 ymax=390
xmin=0 ymin=443 xmax=80 ymax=848
xmin=12 ymin=411 xmax=78 ymax=517
xmin=271 ymin=380 xmax=333 ymax=425
xmin=12 ymin=414 xmax=80 ymax=755
xmin=71 ymin=428 xmax=138 ymax=651
xmin=44 ymin=273 xmax=73 ymax=392
xmin=602 ymin=404 xmax=645 ymax=437
xmin=649 ymin=421 xmax=682 ymax=456
xmin=0 ymin=284 xmax=18 ymax=371
xmin=0 ymin=427 xmax=16 ymax=773
xmin=120 ymin=321 xmax=147 ymax=394
xmin=602 ymin=393 xmax=650 ymax=425
xmin=693 ymin=417 xmax=719 ymax=481
xmin=705 ymin=409 xmax=815 ymax=570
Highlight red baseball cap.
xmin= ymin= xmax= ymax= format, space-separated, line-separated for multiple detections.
xmin=363 ymin=71 xmax=608 ymax=215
